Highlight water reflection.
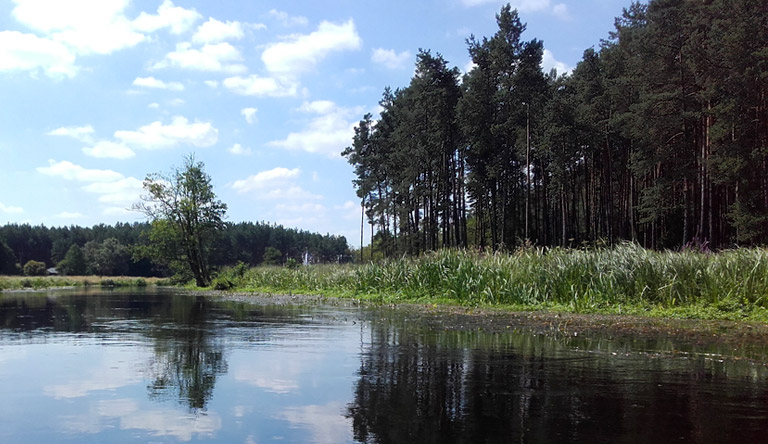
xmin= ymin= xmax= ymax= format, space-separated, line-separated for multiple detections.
xmin=2 ymin=290 xmax=768 ymax=443
xmin=347 ymin=317 xmax=768 ymax=444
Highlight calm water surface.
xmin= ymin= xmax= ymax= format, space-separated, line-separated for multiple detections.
xmin=1 ymin=288 xmax=767 ymax=443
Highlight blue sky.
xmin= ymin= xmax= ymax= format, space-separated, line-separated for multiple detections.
xmin=0 ymin=0 xmax=633 ymax=245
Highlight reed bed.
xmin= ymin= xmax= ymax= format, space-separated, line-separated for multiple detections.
xmin=218 ymin=243 xmax=768 ymax=321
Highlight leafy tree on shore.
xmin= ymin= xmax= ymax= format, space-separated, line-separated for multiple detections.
xmin=57 ymin=244 xmax=86 ymax=276
xmin=23 ymin=260 xmax=46 ymax=276
xmin=0 ymin=240 xmax=17 ymax=275
xmin=134 ymin=155 xmax=228 ymax=287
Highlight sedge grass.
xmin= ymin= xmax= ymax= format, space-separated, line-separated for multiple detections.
xmin=213 ymin=243 xmax=768 ymax=322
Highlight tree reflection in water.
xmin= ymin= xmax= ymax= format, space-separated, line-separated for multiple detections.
xmin=347 ymin=318 xmax=768 ymax=444
xmin=144 ymin=294 xmax=227 ymax=410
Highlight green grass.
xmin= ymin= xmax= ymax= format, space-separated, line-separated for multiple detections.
xmin=0 ymin=275 xmax=165 ymax=290
xmin=211 ymin=243 xmax=768 ymax=322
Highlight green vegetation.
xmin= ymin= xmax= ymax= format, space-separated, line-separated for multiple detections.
xmin=345 ymin=1 xmax=768 ymax=256
xmin=0 ymin=275 xmax=164 ymax=290
xmin=22 ymin=260 xmax=47 ymax=276
xmin=133 ymin=155 xmax=228 ymax=287
xmin=211 ymin=244 xmax=768 ymax=322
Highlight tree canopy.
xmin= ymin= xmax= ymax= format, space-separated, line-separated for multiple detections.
xmin=134 ymin=155 xmax=228 ymax=287
xmin=344 ymin=0 xmax=768 ymax=254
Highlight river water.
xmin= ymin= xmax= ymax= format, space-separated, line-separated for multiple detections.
xmin=0 ymin=288 xmax=766 ymax=443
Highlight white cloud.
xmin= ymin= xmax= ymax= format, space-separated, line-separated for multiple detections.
xmin=36 ymin=160 xmax=143 ymax=214
xmin=460 ymin=0 xmax=568 ymax=17
xmin=232 ymin=167 xmax=300 ymax=193
xmin=132 ymin=0 xmax=202 ymax=35
xmin=268 ymin=101 xmax=358 ymax=158
xmin=55 ymin=211 xmax=83 ymax=219
xmin=552 ymin=3 xmax=570 ymax=20
xmin=37 ymin=159 xmax=123 ymax=182
xmin=371 ymin=48 xmax=412 ymax=69
xmin=12 ymin=0 xmax=146 ymax=55
xmin=204 ymin=80 xmax=218 ymax=88
xmin=232 ymin=167 xmax=322 ymax=201
xmin=47 ymin=124 xmax=94 ymax=142
xmin=82 ymin=141 xmax=135 ymax=159
xmin=0 ymin=202 xmax=24 ymax=214
xmin=463 ymin=59 xmax=477 ymax=75
xmin=114 ymin=116 xmax=218 ymax=150
xmin=82 ymin=177 xmax=143 ymax=205
xmin=5 ymin=0 xmax=202 ymax=77
xmin=241 ymin=107 xmax=258 ymax=124
xmin=148 ymin=102 xmax=160 ymax=109
xmin=0 ymin=31 xmax=77 ymax=78
xmin=261 ymin=19 xmax=362 ymax=75
xmin=228 ymin=143 xmax=251 ymax=155
xmin=268 ymin=9 xmax=308 ymax=27
xmin=153 ymin=42 xmax=246 ymax=73
xmin=542 ymin=49 xmax=571 ymax=75
xmin=223 ymin=75 xmax=299 ymax=97
xmin=132 ymin=76 xmax=184 ymax=91
xmin=192 ymin=18 xmax=244 ymax=44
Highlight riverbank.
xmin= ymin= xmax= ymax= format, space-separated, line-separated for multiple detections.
xmin=0 ymin=275 xmax=166 ymax=290
xmin=210 ymin=244 xmax=768 ymax=323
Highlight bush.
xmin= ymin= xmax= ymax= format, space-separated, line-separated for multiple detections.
xmin=23 ymin=260 xmax=47 ymax=276
xmin=286 ymin=258 xmax=299 ymax=269
xmin=212 ymin=276 xmax=235 ymax=291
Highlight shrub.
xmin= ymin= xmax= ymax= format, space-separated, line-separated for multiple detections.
xmin=23 ymin=260 xmax=47 ymax=276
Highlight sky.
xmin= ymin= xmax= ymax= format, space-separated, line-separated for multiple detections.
xmin=0 ymin=0 xmax=634 ymax=246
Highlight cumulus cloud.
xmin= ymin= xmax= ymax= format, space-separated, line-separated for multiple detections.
xmin=37 ymin=159 xmax=123 ymax=182
xmin=460 ymin=0 xmax=569 ymax=17
xmin=268 ymin=9 xmax=308 ymax=27
xmin=371 ymin=48 xmax=412 ymax=69
xmin=114 ymin=116 xmax=218 ymax=150
xmin=0 ymin=202 xmax=24 ymax=214
xmin=261 ymin=19 xmax=362 ymax=75
xmin=12 ymin=0 xmax=146 ymax=55
xmin=268 ymin=100 xmax=359 ymax=158
xmin=223 ymin=75 xmax=299 ymax=97
xmin=82 ymin=177 xmax=143 ymax=205
xmin=0 ymin=30 xmax=77 ymax=77
xmin=232 ymin=167 xmax=321 ymax=201
xmin=153 ymin=42 xmax=246 ymax=73
xmin=36 ymin=160 xmax=143 ymax=213
xmin=228 ymin=143 xmax=251 ymax=155
xmin=82 ymin=141 xmax=135 ymax=159
xmin=232 ymin=167 xmax=300 ymax=193
xmin=542 ymin=48 xmax=571 ymax=75
xmin=192 ymin=18 xmax=244 ymax=44
xmin=132 ymin=0 xmax=202 ymax=35
xmin=132 ymin=76 xmax=184 ymax=91
xmin=54 ymin=211 xmax=83 ymax=219
xmin=47 ymin=124 xmax=94 ymax=142
xmin=6 ymin=0 xmax=202 ymax=77
xmin=241 ymin=107 xmax=257 ymax=124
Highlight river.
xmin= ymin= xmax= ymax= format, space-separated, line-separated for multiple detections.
xmin=0 ymin=288 xmax=766 ymax=443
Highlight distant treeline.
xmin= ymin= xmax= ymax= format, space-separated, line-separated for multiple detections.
xmin=0 ymin=222 xmax=350 ymax=276
xmin=344 ymin=1 xmax=768 ymax=255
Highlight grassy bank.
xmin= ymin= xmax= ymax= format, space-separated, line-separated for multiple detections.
xmin=0 ymin=275 xmax=165 ymax=290
xmin=212 ymin=243 xmax=768 ymax=322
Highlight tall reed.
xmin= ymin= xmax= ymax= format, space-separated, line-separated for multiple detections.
xmin=230 ymin=243 xmax=768 ymax=319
